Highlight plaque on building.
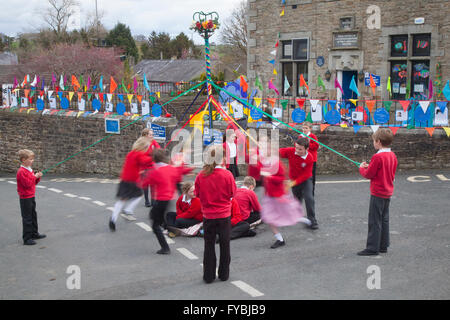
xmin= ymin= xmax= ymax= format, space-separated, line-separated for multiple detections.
xmin=332 ymin=31 xmax=359 ymax=49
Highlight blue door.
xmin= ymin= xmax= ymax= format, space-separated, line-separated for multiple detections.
xmin=342 ymin=71 xmax=358 ymax=100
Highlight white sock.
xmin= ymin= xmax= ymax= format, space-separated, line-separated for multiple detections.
xmin=111 ymin=200 xmax=126 ymax=223
xmin=123 ymin=196 xmax=142 ymax=215
xmin=274 ymin=233 xmax=284 ymax=242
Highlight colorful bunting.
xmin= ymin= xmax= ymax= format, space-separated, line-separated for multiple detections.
xmin=334 ymin=77 xmax=344 ymax=95
xmin=369 ymin=74 xmax=376 ymax=95
xmin=399 ymin=100 xmax=410 ymax=112
xmin=268 ymin=79 xmax=280 ymax=95
xmin=366 ymin=100 xmax=376 ymax=113
xmin=240 ymin=75 xmax=248 ymax=93
xmin=389 ymin=127 xmax=399 ymax=135
xmin=72 ymin=75 xmax=80 ymax=91
xmin=425 ymin=127 xmax=435 ymax=137
xmin=296 ymin=98 xmax=305 ymax=109
xmin=110 ymin=76 xmax=118 ymax=93
xmin=299 ymin=74 xmax=309 ymax=95
xmin=284 ymin=76 xmax=291 ymax=94
xmin=443 ymin=80 xmax=450 ymax=101
xmin=443 ymin=127 xmax=450 ymax=137
xmin=255 ymin=75 xmax=263 ymax=92
xmin=317 ymin=75 xmax=326 ymax=92
xmin=349 ymin=75 xmax=360 ymax=97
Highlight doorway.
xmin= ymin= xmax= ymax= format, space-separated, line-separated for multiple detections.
xmin=342 ymin=70 xmax=358 ymax=100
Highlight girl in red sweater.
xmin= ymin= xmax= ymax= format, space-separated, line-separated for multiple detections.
xmin=166 ymin=182 xmax=203 ymax=230
xmin=109 ymin=137 xmax=153 ymax=231
xmin=141 ymin=128 xmax=161 ymax=207
xmin=260 ymin=154 xmax=309 ymax=249
xmin=195 ymin=144 xmax=236 ymax=283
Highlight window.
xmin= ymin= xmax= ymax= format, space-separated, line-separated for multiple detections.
xmin=293 ymin=39 xmax=309 ymax=60
xmin=282 ymin=63 xmax=293 ymax=96
xmin=411 ymin=61 xmax=430 ymax=100
xmin=282 ymin=41 xmax=292 ymax=59
xmin=340 ymin=17 xmax=354 ymax=30
xmin=413 ymin=34 xmax=431 ymax=56
xmin=281 ymin=38 xmax=309 ymax=97
xmin=390 ymin=61 xmax=408 ymax=100
xmin=390 ymin=35 xmax=408 ymax=57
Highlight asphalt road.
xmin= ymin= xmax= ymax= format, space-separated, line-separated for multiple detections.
xmin=0 ymin=170 xmax=449 ymax=300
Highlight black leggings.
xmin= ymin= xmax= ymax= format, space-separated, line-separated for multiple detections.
xmin=150 ymin=200 xmax=170 ymax=250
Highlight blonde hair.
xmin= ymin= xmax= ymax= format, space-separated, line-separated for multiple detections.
xmin=18 ymin=149 xmax=34 ymax=162
xmin=202 ymin=144 xmax=225 ymax=176
xmin=141 ymin=128 xmax=153 ymax=137
xmin=132 ymin=137 xmax=150 ymax=152
xmin=182 ymin=182 xmax=194 ymax=194
xmin=243 ymin=176 xmax=256 ymax=188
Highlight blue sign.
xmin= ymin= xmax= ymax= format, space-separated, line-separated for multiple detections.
xmin=150 ymin=123 xmax=166 ymax=140
xmin=250 ymin=107 xmax=263 ymax=120
xmin=373 ymin=108 xmax=390 ymax=124
xmin=36 ymin=99 xmax=45 ymax=111
xmin=291 ymin=108 xmax=306 ymax=123
xmin=316 ymin=56 xmax=325 ymax=67
xmin=324 ymin=109 xmax=341 ymax=125
xmin=364 ymin=73 xmax=381 ymax=87
xmin=152 ymin=104 xmax=162 ymax=117
xmin=116 ymin=102 xmax=126 ymax=115
xmin=92 ymin=99 xmax=101 ymax=111
xmin=105 ymin=118 xmax=120 ymax=134
xmin=61 ymin=97 xmax=70 ymax=109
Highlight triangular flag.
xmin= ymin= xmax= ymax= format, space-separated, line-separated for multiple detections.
xmin=71 ymin=75 xmax=80 ymax=91
xmin=12 ymin=76 xmax=18 ymax=90
xmin=59 ymin=75 xmax=64 ymax=90
xmin=77 ymin=92 xmax=83 ymax=101
xmin=137 ymin=95 xmax=143 ymax=103
xmin=334 ymin=77 xmax=344 ymax=95
xmin=369 ymin=74 xmax=376 ymax=95
xmin=443 ymin=127 xmax=450 ymax=138
xmin=387 ymin=76 xmax=392 ymax=98
xmin=280 ymin=8 xmax=285 ymax=16
xmin=267 ymin=98 xmax=276 ymax=107
xmin=30 ymin=75 xmax=37 ymax=87
xmin=156 ymin=92 xmax=160 ymax=98
xmin=275 ymin=40 xmax=279 ymax=48
xmin=299 ymin=74 xmax=309 ymax=94
xmin=353 ymin=125 xmax=362 ymax=134
xmin=296 ymin=98 xmax=305 ymax=109
xmin=254 ymin=97 xmax=261 ymax=107
xmin=107 ymin=93 xmax=113 ymax=102
xmin=110 ymin=76 xmax=117 ymax=93
xmin=24 ymin=89 xmax=30 ymax=98
xmin=99 ymin=93 xmax=104 ymax=102
xmin=121 ymin=79 xmax=129 ymax=93
xmin=133 ymin=77 xmax=138 ymax=94
xmin=399 ymin=100 xmax=410 ymax=112
xmin=87 ymin=77 xmax=91 ymax=91
xmin=317 ymin=75 xmax=326 ymax=92
xmin=280 ymin=99 xmax=288 ymax=110
xmin=436 ymin=101 xmax=447 ymax=112
xmin=428 ymin=78 xmax=433 ymax=100
xmin=320 ymin=124 xmax=330 ymax=132
xmin=389 ymin=127 xmax=399 ymax=135
xmin=349 ymin=75 xmax=360 ymax=97
xmin=425 ymin=127 xmax=435 ymax=137
xmin=127 ymin=94 xmax=134 ymax=104
xmin=349 ymin=99 xmax=358 ymax=106
xmin=443 ymin=80 xmax=450 ymax=101
xmin=51 ymin=73 xmax=56 ymax=87
xmin=284 ymin=76 xmax=291 ymax=94
xmin=270 ymin=50 xmax=277 ymax=56
xmin=99 ymin=76 xmax=103 ymax=92
xmin=419 ymin=101 xmax=430 ymax=113
xmin=383 ymin=101 xmax=393 ymax=112
xmin=273 ymin=68 xmax=277 ymax=75
xmin=268 ymin=79 xmax=280 ymax=95
xmin=366 ymin=100 xmax=376 ymax=113
xmin=143 ymin=73 xmax=150 ymax=91
xmin=240 ymin=75 xmax=248 ymax=93
xmin=21 ymin=75 xmax=27 ymax=87
xmin=68 ymin=92 xmax=74 ymax=101
xmin=268 ymin=59 xmax=275 ymax=65
xmin=48 ymin=90 xmax=54 ymax=100
xmin=370 ymin=125 xmax=380 ymax=133
xmin=255 ymin=75 xmax=263 ymax=91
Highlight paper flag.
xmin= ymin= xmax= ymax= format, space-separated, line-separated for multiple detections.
xmin=353 ymin=125 xmax=362 ymax=134
xmin=436 ymin=101 xmax=447 ymax=112
xmin=24 ymin=89 xmax=30 ymax=98
xmin=369 ymin=74 xmax=376 ymax=95
xmin=280 ymin=8 xmax=285 ymax=16
xmin=156 ymin=92 xmax=160 ymax=98
xmin=349 ymin=99 xmax=358 ymax=106
xmin=143 ymin=73 xmax=150 ymax=91
xmin=59 ymin=75 xmax=64 ymax=89
xmin=299 ymin=74 xmax=309 ymax=94
xmin=106 ymin=94 xmax=112 ymax=102
xmin=240 ymin=75 xmax=248 ymax=93
xmin=110 ymin=76 xmax=117 ymax=93
xmin=133 ymin=77 xmax=138 ymax=93
xmin=270 ymin=50 xmax=277 ymax=56
xmin=99 ymin=93 xmax=104 ymax=103
xmin=370 ymin=125 xmax=380 ymax=133
xmin=72 ymin=75 xmax=80 ymax=91
xmin=387 ymin=76 xmax=392 ymax=97
xmin=99 ymin=76 xmax=103 ymax=92
xmin=383 ymin=101 xmax=393 ymax=112
xmin=280 ymin=99 xmax=288 ymax=110
xmin=419 ymin=101 xmax=430 ymax=113
xmin=137 ymin=95 xmax=143 ymax=104
xmin=127 ymin=94 xmax=134 ymax=104
xmin=424 ymin=127 xmax=435 ymax=137
xmin=284 ymin=76 xmax=291 ymax=94
xmin=77 ymin=92 xmax=83 ymax=102
xmin=68 ymin=91 xmax=74 ymax=101
xmin=443 ymin=127 xmax=450 ymax=138
xmin=334 ymin=77 xmax=344 ymax=95
xmin=52 ymin=73 xmax=56 ymax=86
xmin=320 ymin=124 xmax=330 ymax=132
xmin=317 ymin=75 xmax=326 ymax=92
xmin=87 ymin=77 xmax=91 ymax=90
xmin=255 ymin=75 xmax=263 ymax=91
xmin=268 ymin=59 xmax=275 ymax=65
xmin=268 ymin=79 xmax=280 ymax=95
xmin=428 ymin=78 xmax=433 ymax=100
xmin=275 ymin=40 xmax=279 ymax=48
xmin=273 ymin=68 xmax=277 ymax=75
xmin=399 ymin=100 xmax=410 ymax=112
xmin=389 ymin=127 xmax=399 ymax=135
xmin=30 ymin=75 xmax=37 ymax=87
xmin=267 ymin=98 xmax=276 ymax=107
xmin=47 ymin=90 xmax=54 ymax=99
xmin=254 ymin=97 xmax=262 ymax=107
xmin=443 ymin=80 xmax=450 ymax=101
xmin=21 ymin=75 xmax=27 ymax=87
xmin=349 ymin=75 xmax=360 ymax=97
xmin=366 ymin=100 xmax=376 ymax=113
xmin=296 ymin=98 xmax=305 ymax=108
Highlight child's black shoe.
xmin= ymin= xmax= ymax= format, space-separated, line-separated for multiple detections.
xmin=24 ymin=239 xmax=36 ymax=246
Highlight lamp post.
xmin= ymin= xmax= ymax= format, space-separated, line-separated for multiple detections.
xmin=191 ymin=11 xmax=220 ymax=130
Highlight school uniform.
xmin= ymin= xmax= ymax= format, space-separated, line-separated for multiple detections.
xmin=143 ymin=140 xmax=161 ymax=206
xmin=280 ymin=147 xmax=317 ymax=226
xmin=223 ymin=141 xmax=239 ymax=178
xmin=195 ymin=166 xmax=236 ymax=283
xmin=230 ymin=198 xmax=254 ymax=240
xmin=359 ymin=148 xmax=398 ymax=253
xmin=301 ymin=132 xmax=319 ymax=195
xmin=143 ymin=163 xmax=185 ymax=253
xmin=234 ymin=187 xmax=261 ymax=224
xmin=16 ymin=166 xmax=41 ymax=244
xmin=166 ymin=195 xmax=203 ymax=228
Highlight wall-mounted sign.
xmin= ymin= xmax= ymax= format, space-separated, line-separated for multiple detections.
xmin=316 ymin=56 xmax=325 ymax=67
xmin=149 ymin=122 xmax=166 ymax=141
xmin=333 ymin=32 xmax=359 ymax=49
xmin=105 ymin=118 xmax=120 ymax=134
xmin=364 ymin=73 xmax=381 ymax=87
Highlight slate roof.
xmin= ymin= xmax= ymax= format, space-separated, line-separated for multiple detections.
xmin=134 ymin=59 xmax=206 ymax=82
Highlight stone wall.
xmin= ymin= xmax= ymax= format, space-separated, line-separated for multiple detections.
xmin=1 ymin=110 xmax=449 ymax=176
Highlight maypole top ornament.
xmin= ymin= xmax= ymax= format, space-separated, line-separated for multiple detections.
xmin=190 ymin=11 xmax=220 ymax=38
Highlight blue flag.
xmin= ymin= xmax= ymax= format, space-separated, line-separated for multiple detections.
xmin=349 ymin=75 xmax=360 ymax=97
xmin=143 ymin=73 xmax=150 ymax=91
xmin=99 ymin=76 xmax=103 ymax=92
xmin=443 ymin=80 xmax=450 ymax=101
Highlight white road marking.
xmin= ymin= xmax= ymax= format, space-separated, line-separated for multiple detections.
xmin=92 ymin=201 xmax=105 ymax=206
xmin=317 ymin=180 xmax=369 ymax=184
xmin=231 ymin=280 xmax=264 ymax=297
xmin=36 ymin=185 xmax=47 ymax=189
xmin=106 ymin=207 xmax=114 ymax=212
xmin=7 ymin=181 xmax=17 ymax=185
xmin=136 ymin=222 xmax=152 ymax=232
xmin=0 ymin=178 xmax=5 ymax=181
xmin=64 ymin=193 xmax=78 ymax=198
xmin=165 ymin=236 xmax=175 ymax=244
xmin=48 ymin=188 xmax=62 ymax=193
xmin=79 ymin=196 xmax=92 ymax=201
xmin=177 ymin=248 xmax=198 ymax=260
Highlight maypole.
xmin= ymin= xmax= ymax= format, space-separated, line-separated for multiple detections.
xmin=191 ymin=11 xmax=220 ymax=130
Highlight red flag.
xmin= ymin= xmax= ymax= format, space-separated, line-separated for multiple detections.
xmin=240 ymin=76 xmax=248 ymax=93
xmin=370 ymin=74 xmax=376 ymax=95
xmin=366 ymin=100 xmax=376 ymax=113
xmin=389 ymin=127 xmax=399 ymax=135
xmin=296 ymin=98 xmax=305 ymax=109
xmin=110 ymin=76 xmax=117 ymax=93
xmin=72 ymin=75 xmax=80 ymax=91
xmin=299 ymin=74 xmax=310 ymax=94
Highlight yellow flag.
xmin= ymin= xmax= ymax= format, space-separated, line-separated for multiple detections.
xmin=349 ymin=99 xmax=358 ymax=106
xmin=27 ymin=108 xmax=35 ymax=114
xmin=127 ymin=94 xmax=134 ymax=104
xmin=340 ymin=124 xmax=348 ymax=128
xmin=77 ymin=111 xmax=84 ymax=118
xmin=273 ymin=68 xmax=277 ymax=75
xmin=68 ymin=92 xmax=74 ymax=101
xmin=280 ymin=9 xmax=285 ymax=17
xmin=156 ymin=92 xmax=160 ymax=98
xmin=254 ymin=97 xmax=262 ymax=107
xmin=443 ymin=127 xmax=450 ymax=138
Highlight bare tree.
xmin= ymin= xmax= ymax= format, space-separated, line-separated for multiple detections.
xmin=42 ymin=0 xmax=79 ymax=37
xmin=220 ymin=0 xmax=248 ymax=58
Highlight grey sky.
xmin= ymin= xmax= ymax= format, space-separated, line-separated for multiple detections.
xmin=1 ymin=0 xmax=243 ymax=44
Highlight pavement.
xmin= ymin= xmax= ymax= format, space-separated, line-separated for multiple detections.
xmin=0 ymin=169 xmax=449 ymax=300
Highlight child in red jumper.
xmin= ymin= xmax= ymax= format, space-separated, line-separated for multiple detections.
xmin=141 ymin=128 xmax=161 ymax=207
xmin=166 ymin=182 xmax=203 ymax=229
xmin=109 ymin=137 xmax=153 ymax=230
xmin=230 ymin=198 xmax=257 ymax=240
xmin=16 ymin=149 xmax=45 ymax=246
xmin=142 ymin=149 xmax=188 ymax=254
xmin=234 ymin=176 xmax=262 ymax=225
xmin=280 ymin=136 xmax=318 ymax=229
xmin=301 ymin=122 xmax=319 ymax=195
xmin=358 ymin=128 xmax=398 ymax=256
xmin=195 ymin=144 xmax=236 ymax=283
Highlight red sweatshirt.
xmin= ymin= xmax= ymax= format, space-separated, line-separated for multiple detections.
xmin=234 ymin=187 xmax=261 ymax=220
xmin=16 ymin=167 xmax=41 ymax=199
xmin=146 ymin=140 xmax=161 ymax=154
xmin=176 ymin=196 xmax=203 ymax=221
xmin=300 ymin=132 xmax=319 ymax=162
xmin=263 ymin=161 xmax=287 ymax=198
xmin=246 ymin=148 xmax=262 ymax=182
xmin=195 ymin=167 xmax=236 ymax=219
xmin=120 ymin=150 xmax=153 ymax=183
xmin=359 ymin=149 xmax=398 ymax=199
xmin=230 ymin=198 xmax=243 ymax=226
xmin=279 ymin=147 xmax=314 ymax=186
xmin=143 ymin=164 xmax=184 ymax=201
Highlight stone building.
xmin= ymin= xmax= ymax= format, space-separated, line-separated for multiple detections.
xmin=247 ymin=0 xmax=449 ymax=102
